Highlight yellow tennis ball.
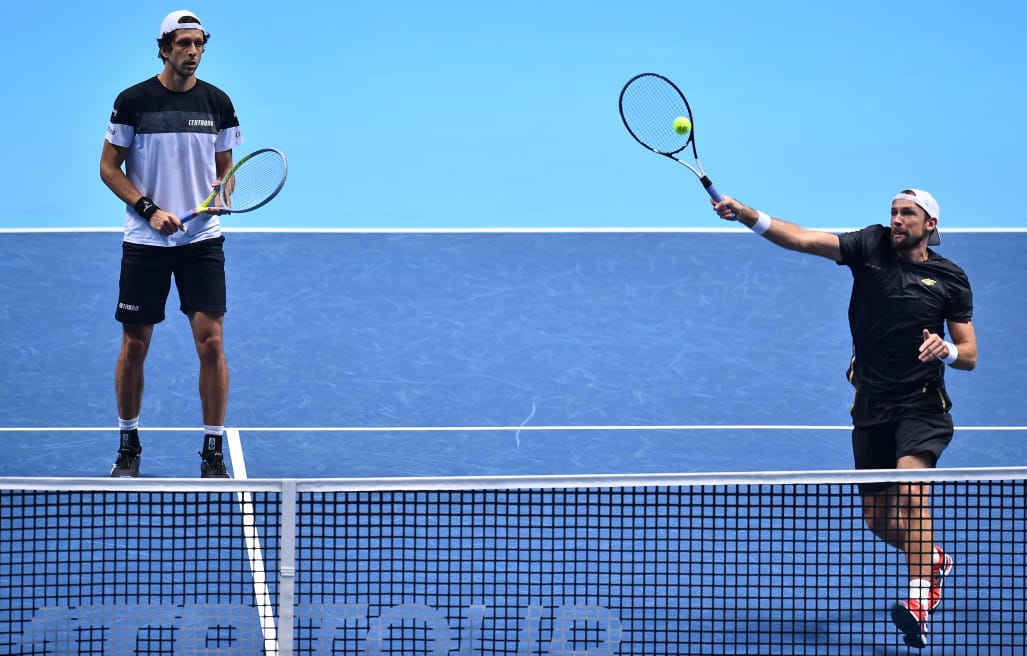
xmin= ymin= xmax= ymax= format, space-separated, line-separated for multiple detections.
xmin=672 ymin=116 xmax=692 ymax=135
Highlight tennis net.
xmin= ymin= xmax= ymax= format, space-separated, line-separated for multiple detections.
xmin=2 ymin=468 xmax=1025 ymax=655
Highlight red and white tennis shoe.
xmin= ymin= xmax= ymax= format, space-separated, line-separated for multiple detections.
xmin=891 ymin=598 xmax=930 ymax=649
xmin=928 ymin=545 xmax=954 ymax=611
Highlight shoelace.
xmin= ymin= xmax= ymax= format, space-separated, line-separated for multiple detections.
xmin=202 ymin=454 xmax=227 ymax=474
xmin=115 ymin=452 xmax=138 ymax=467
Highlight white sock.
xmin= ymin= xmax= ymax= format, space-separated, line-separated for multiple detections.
xmin=910 ymin=579 xmax=932 ymax=605
xmin=119 ymin=417 xmax=139 ymax=431
xmin=203 ymin=425 xmax=225 ymax=436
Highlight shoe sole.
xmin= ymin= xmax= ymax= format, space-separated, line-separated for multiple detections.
xmin=890 ymin=603 xmax=928 ymax=649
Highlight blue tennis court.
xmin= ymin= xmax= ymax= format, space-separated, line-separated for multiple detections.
xmin=2 ymin=230 xmax=1025 ymax=476
xmin=2 ymin=229 xmax=1026 ymax=654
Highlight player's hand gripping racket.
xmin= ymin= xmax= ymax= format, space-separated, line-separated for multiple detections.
xmin=182 ymin=148 xmax=289 ymax=222
xmin=619 ymin=73 xmax=730 ymax=211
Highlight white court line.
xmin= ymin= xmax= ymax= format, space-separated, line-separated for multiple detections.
xmin=3 ymin=424 xmax=1026 ymax=432
xmin=201 ymin=424 xmax=1027 ymax=432
xmin=4 ymin=227 xmax=1027 ymax=235
xmin=224 ymin=428 xmax=279 ymax=656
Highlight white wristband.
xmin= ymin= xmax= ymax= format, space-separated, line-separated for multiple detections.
xmin=751 ymin=211 xmax=772 ymax=235
xmin=941 ymin=341 xmax=958 ymax=365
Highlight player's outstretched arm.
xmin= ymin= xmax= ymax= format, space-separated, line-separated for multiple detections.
xmin=712 ymin=196 xmax=841 ymax=262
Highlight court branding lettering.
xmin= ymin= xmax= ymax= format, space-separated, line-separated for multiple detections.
xmin=12 ymin=602 xmax=623 ymax=654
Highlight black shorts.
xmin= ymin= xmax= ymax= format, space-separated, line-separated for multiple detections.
xmin=115 ymin=236 xmax=227 ymax=324
xmin=850 ymin=389 xmax=954 ymax=493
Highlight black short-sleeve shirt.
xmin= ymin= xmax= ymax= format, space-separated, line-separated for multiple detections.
xmin=837 ymin=225 xmax=973 ymax=400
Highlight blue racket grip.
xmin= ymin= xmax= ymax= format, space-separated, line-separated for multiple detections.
xmin=700 ymin=176 xmax=724 ymax=202
xmin=700 ymin=176 xmax=737 ymax=218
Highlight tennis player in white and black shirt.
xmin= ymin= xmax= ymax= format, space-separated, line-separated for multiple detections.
xmin=100 ymin=9 xmax=243 ymax=479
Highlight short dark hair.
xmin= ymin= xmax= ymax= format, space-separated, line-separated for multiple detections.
xmin=156 ymin=15 xmax=210 ymax=62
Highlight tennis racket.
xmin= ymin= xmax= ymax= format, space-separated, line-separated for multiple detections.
xmin=619 ymin=73 xmax=728 ymax=207
xmin=182 ymin=148 xmax=289 ymax=222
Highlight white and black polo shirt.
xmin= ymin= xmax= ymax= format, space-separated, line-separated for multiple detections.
xmin=106 ymin=76 xmax=243 ymax=246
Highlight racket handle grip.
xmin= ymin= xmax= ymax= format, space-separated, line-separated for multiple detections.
xmin=700 ymin=176 xmax=724 ymax=202
xmin=181 ymin=210 xmax=203 ymax=223
xmin=700 ymin=176 xmax=737 ymax=218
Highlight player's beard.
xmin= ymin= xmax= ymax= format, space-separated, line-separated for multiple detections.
xmin=891 ymin=227 xmax=927 ymax=254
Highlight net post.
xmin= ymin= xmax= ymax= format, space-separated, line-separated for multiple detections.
xmin=277 ymin=479 xmax=298 ymax=656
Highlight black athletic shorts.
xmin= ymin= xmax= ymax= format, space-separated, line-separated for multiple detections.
xmin=850 ymin=386 xmax=954 ymax=493
xmin=115 ymin=236 xmax=227 ymax=324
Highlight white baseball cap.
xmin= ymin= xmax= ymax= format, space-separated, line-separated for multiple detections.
xmin=893 ymin=188 xmax=941 ymax=246
xmin=159 ymin=10 xmax=205 ymax=38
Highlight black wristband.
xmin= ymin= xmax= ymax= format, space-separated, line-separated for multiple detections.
xmin=134 ymin=196 xmax=160 ymax=219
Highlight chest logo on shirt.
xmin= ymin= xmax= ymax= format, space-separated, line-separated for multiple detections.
xmin=921 ymin=277 xmax=937 ymax=287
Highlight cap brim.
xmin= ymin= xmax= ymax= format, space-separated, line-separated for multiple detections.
xmin=928 ymin=229 xmax=941 ymax=246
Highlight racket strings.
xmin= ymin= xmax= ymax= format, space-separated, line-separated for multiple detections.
xmin=220 ymin=151 xmax=287 ymax=211
xmin=620 ymin=75 xmax=694 ymax=155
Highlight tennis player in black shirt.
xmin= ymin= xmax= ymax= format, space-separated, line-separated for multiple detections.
xmin=712 ymin=189 xmax=977 ymax=649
